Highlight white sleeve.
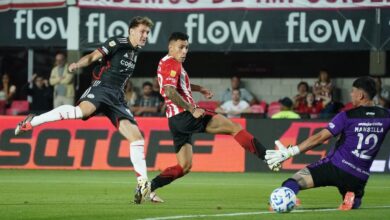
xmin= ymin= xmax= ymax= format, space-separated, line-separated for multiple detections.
xmin=221 ymin=102 xmax=230 ymax=111
xmin=241 ymin=101 xmax=250 ymax=109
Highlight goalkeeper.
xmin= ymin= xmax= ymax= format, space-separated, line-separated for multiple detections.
xmin=266 ymin=76 xmax=390 ymax=210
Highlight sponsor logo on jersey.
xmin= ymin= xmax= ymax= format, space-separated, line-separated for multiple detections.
xmin=109 ymin=40 xmax=116 ymax=47
xmin=329 ymin=122 xmax=335 ymax=129
xmin=120 ymin=60 xmax=135 ymax=69
xmin=87 ymin=94 xmax=95 ymax=99
xmin=170 ymin=70 xmax=177 ymax=77
xmin=124 ymin=53 xmax=128 ymax=58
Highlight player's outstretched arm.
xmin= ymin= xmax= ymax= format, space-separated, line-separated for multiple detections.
xmin=265 ymin=129 xmax=332 ymax=167
xmin=190 ymin=84 xmax=213 ymax=99
xmin=68 ymin=50 xmax=103 ymax=73
xmin=296 ymin=128 xmax=332 ymax=153
xmin=165 ymin=85 xmax=204 ymax=118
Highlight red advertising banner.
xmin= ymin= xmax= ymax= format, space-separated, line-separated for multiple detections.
xmin=0 ymin=0 xmax=66 ymax=12
xmin=0 ymin=116 xmax=246 ymax=172
xmin=78 ymin=0 xmax=390 ymax=10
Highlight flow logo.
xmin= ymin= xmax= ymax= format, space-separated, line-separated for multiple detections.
xmin=13 ymin=10 xmax=67 ymax=40
xmin=184 ymin=13 xmax=262 ymax=45
xmin=286 ymin=12 xmax=366 ymax=43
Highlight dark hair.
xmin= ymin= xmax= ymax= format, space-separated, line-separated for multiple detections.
xmin=231 ymin=75 xmax=241 ymax=80
xmin=56 ymin=52 xmax=66 ymax=58
xmin=129 ymin=16 xmax=153 ymax=30
xmin=318 ymin=69 xmax=330 ymax=83
xmin=352 ymin=76 xmax=377 ymax=100
xmin=279 ymin=97 xmax=293 ymax=108
xmin=142 ymin=81 xmax=153 ymax=88
xmin=169 ymin=32 xmax=189 ymax=42
xmin=297 ymin=81 xmax=309 ymax=91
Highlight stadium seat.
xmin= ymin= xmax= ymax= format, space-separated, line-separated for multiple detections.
xmin=197 ymin=100 xmax=219 ymax=111
xmin=267 ymin=101 xmax=281 ymax=118
xmin=6 ymin=100 xmax=29 ymax=115
xmin=250 ymin=101 xmax=267 ymax=114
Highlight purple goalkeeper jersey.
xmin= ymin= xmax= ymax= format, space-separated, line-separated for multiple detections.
xmin=326 ymin=106 xmax=390 ymax=181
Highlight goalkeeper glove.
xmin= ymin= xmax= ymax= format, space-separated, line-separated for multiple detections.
xmin=265 ymin=140 xmax=300 ymax=168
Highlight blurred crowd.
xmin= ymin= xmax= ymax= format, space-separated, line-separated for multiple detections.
xmin=1 ymin=53 xmax=389 ymax=119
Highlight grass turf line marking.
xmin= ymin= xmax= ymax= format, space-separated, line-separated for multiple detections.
xmin=0 ymin=179 xmax=388 ymax=189
xmin=136 ymin=205 xmax=390 ymax=220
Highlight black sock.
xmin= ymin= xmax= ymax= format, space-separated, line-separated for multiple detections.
xmin=253 ymin=138 xmax=267 ymax=160
xmin=151 ymin=164 xmax=184 ymax=191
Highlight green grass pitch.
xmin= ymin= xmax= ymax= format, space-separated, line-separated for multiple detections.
xmin=0 ymin=170 xmax=389 ymax=220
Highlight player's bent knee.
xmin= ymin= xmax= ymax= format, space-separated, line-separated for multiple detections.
xmin=231 ymin=122 xmax=243 ymax=133
xmin=78 ymin=102 xmax=96 ymax=117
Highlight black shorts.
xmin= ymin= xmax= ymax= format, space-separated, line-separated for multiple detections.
xmin=307 ymin=158 xmax=367 ymax=199
xmin=168 ymin=111 xmax=213 ymax=153
xmin=78 ymin=81 xmax=137 ymax=127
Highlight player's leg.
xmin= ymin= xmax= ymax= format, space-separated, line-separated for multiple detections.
xmin=282 ymin=167 xmax=315 ymax=194
xmin=15 ymin=85 xmax=100 ymax=136
xmin=150 ymin=113 xmax=194 ymax=194
xmin=337 ymin=171 xmax=366 ymax=210
xmin=15 ymin=101 xmax=94 ymax=136
xmin=205 ymin=114 xmax=266 ymax=160
xmin=280 ymin=159 xmax=338 ymax=209
xmin=117 ymin=119 xmax=151 ymax=204
xmin=150 ymin=143 xmax=191 ymax=192
xmin=118 ymin=119 xmax=148 ymax=180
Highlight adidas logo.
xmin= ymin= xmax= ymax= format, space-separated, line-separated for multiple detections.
xmin=124 ymin=53 xmax=128 ymax=58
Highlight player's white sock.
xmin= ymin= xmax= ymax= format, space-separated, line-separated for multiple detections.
xmin=30 ymin=105 xmax=83 ymax=127
xmin=130 ymin=140 xmax=148 ymax=180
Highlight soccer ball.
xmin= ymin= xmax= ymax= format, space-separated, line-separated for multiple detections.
xmin=269 ymin=187 xmax=297 ymax=213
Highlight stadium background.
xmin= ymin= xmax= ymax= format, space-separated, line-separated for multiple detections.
xmin=0 ymin=1 xmax=390 ymax=219
xmin=1 ymin=0 xmax=389 ymax=173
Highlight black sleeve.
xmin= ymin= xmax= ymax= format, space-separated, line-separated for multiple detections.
xmin=97 ymin=37 xmax=120 ymax=57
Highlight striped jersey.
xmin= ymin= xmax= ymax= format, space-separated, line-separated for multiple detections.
xmin=157 ymin=55 xmax=195 ymax=118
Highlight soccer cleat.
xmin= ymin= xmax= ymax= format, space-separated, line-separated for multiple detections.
xmin=134 ymin=178 xmax=151 ymax=204
xmin=339 ymin=191 xmax=355 ymax=211
xmin=295 ymin=198 xmax=301 ymax=207
xmin=15 ymin=114 xmax=35 ymax=136
xmin=149 ymin=192 xmax=164 ymax=203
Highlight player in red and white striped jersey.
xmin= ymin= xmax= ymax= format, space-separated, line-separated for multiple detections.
xmin=157 ymin=54 xmax=196 ymax=118
xmin=149 ymin=32 xmax=273 ymax=201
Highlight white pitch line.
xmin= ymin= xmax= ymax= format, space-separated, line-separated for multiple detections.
xmin=136 ymin=205 xmax=390 ymax=220
xmin=0 ymin=179 xmax=388 ymax=188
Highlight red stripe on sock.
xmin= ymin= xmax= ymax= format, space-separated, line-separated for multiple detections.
xmin=234 ymin=129 xmax=257 ymax=154
xmin=159 ymin=164 xmax=184 ymax=179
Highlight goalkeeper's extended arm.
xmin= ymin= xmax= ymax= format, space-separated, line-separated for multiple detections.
xmin=295 ymin=128 xmax=333 ymax=153
xmin=266 ymin=129 xmax=333 ymax=167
